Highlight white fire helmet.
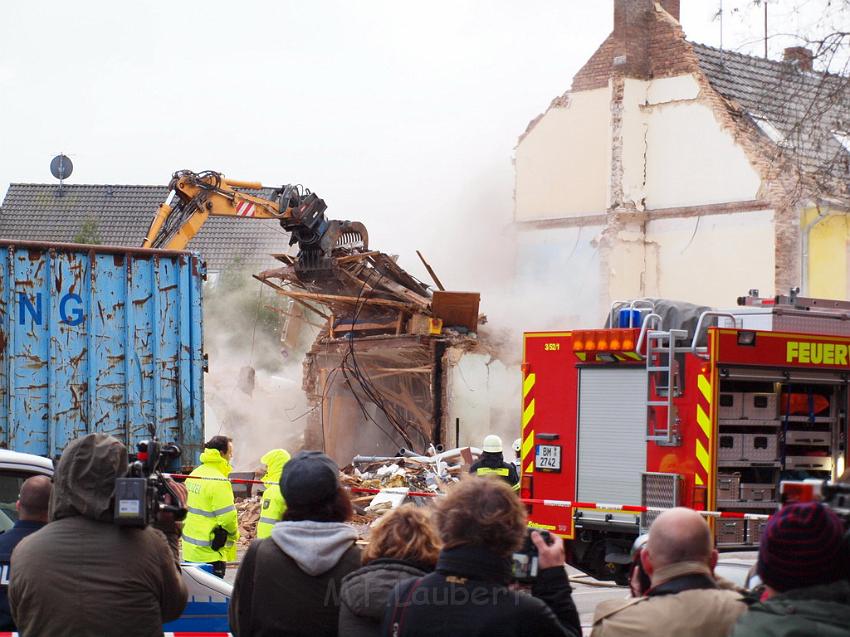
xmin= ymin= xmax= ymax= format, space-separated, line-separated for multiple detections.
xmin=482 ymin=434 xmax=503 ymax=453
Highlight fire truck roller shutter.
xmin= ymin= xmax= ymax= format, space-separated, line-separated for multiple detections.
xmin=577 ymin=367 xmax=647 ymax=524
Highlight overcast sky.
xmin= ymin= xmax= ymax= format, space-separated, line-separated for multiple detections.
xmin=0 ymin=0 xmax=842 ymax=291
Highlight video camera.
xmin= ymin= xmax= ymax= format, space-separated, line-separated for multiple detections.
xmin=780 ymin=479 xmax=850 ymax=525
xmin=113 ymin=425 xmax=187 ymax=528
xmin=512 ymin=529 xmax=554 ymax=583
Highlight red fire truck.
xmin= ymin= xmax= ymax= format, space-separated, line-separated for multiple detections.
xmin=520 ymin=291 xmax=849 ymax=583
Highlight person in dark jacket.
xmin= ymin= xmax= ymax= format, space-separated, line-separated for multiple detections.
xmin=340 ymin=504 xmax=441 ymax=637
xmin=381 ymin=477 xmax=580 ymax=637
xmin=0 ymin=475 xmax=51 ymax=630
xmin=8 ymin=433 xmax=187 ymax=637
xmin=229 ymin=451 xmax=361 ymax=637
xmin=731 ymin=501 xmax=850 ymax=636
xmin=468 ymin=435 xmax=519 ymax=487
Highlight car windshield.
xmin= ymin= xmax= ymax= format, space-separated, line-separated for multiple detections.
xmin=0 ymin=471 xmax=49 ymax=532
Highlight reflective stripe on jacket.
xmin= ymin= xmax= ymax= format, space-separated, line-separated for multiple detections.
xmin=256 ymin=448 xmax=291 ymax=539
xmin=182 ymin=448 xmax=239 ymax=563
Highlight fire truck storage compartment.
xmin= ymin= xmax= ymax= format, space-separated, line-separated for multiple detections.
xmin=577 ymin=367 xmax=646 ymax=523
xmin=716 ymin=519 xmax=746 ymax=544
xmin=717 ymin=472 xmax=741 ymax=500
xmin=716 ymin=373 xmax=845 ymax=546
xmin=741 ymin=433 xmax=778 ymax=462
xmin=742 ymin=392 xmax=779 ymax=419
xmin=718 ymin=392 xmax=744 ymax=419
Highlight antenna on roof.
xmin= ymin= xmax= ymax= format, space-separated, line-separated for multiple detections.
xmin=50 ymin=153 xmax=73 ymax=196
xmin=763 ymin=1 xmax=768 ymax=59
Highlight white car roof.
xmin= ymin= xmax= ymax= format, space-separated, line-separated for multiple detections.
xmin=0 ymin=449 xmax=54 ymax=475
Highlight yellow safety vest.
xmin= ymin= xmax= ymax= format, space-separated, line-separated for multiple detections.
xmin=256 ymin=448 xmax=290 ymax=539
xmin=476 ymin=467 xmax=510 ymax=477
xmin=182 ymin=448 xmax=239 ymax=563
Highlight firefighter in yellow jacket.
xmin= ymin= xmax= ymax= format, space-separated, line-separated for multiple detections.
xmin=256 ymin=448 xmax=291 ymax=539
xmin=182 ymin=436 xmax=239 ymax=578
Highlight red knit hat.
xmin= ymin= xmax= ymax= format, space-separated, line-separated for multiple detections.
xmin=757 ymin=501 xmax=846 ymax=592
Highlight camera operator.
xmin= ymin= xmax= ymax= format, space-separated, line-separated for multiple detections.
xmin=731 ymin=500 xmax=850 ymax=636
xmin=8 ymin=433 xmax=187 ymax=637
xmin=381 ymin=477 xmax=580 ymax=637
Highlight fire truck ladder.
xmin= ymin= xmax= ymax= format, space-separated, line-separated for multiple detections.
xmin=645 ymin=329 xmax=687 ymax=446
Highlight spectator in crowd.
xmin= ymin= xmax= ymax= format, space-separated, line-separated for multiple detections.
xmin=8 ymin=433 xmax=187 ymax=636
xmin=469 ymin=435 xmax=519 ymax=487
xmin=591 ymin=507 xmax=746 ymax=636
xmin=381 ymin=477 xmax=580 ymax=637
xmin=731 ymin=501 xmax=850 ymax=636
xmin=339 ymin=505 xmax=441 ymax=637
xmin=182 ymin=435 xmax=239 ymax=578
xmin=256 ymin=448 xmax=291 ymax=539
xmin=230 ymin=451 xmax=360 ymax=637
xmin=0 ymin=475 xmax=51 ymax=630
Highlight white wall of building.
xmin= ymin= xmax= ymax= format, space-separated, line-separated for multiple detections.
xmin=514 ymin=87 xmax=611 ymax=221
xmin=643 ymin=91 xmax=762 ymax=209
xmin=445 ymin=349 xmax=520 ymax=454
xmin=514 ymin=224 xmax=605 ymax=327
xmin=646 ymin=210 xmax=776 ymax=305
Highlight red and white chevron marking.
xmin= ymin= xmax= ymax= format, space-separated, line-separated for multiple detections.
xmin=235 ymin=200 xmax=257 ymax=217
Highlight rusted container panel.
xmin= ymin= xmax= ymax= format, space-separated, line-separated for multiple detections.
xmin=0 ymin=240 xmax=204 ymax=460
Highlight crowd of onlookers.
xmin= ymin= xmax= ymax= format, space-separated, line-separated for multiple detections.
xmin=0 ymin=432 xmax=848 ymax=636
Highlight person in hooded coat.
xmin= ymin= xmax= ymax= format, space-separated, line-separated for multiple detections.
xmin=256 ymin=448 xmax=290 ymax=539
xmin=229 ymin=451 xmax=360 ymax=637
xmin=339 ymin=505 xmax=441 ymax=637
xmin=8 ymin=433 xmax=187 ymax=637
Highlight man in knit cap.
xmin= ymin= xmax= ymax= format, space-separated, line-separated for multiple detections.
xmin=731 ymin=501 xmax=850 ymax=636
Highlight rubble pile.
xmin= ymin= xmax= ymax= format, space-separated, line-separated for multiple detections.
xmin=234 ymin=450 xmax=474 ymax=543
xmin=236 ymin=496 xmax=261 ymax=548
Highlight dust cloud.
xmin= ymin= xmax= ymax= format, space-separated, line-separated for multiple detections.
xmin=202 ymin=271 xmax=317 ymax=472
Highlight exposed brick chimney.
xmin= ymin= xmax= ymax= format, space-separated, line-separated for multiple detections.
xmin=659 ymin=0 xmax=680 ymax=22
xmin=613 ymin=0 xmax=654 ymax=78
xmin=612 ymin=1 xmax=681 ymax=78
xmin=784 ymin=46 xmax=814 ymax=72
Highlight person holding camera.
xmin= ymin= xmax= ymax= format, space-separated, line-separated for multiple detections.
xmin=182 ymin=435 xmax=239 ymax=578
xmin=731 ymin=501 xmax=850 ymax=636
xmin=381 ymin=477 xmax=580 ymax=637
xmin=8 ymin=433 xmax=187 ymax=637
xmin=591 ymin=507 xmax=746 ymax=637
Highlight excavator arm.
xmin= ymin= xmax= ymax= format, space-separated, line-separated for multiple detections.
xmin=143 ymin=170 xmax=368 ymax=274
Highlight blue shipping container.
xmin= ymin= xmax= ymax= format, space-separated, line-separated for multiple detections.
xmin=0 ymin=240 xmax=205 ymax=460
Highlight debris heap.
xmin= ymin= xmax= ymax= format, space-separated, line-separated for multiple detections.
xmin=256 ymin=248 xmax=482 ymax=465
xmin=235 ymin=449 xmax=475 ymax=543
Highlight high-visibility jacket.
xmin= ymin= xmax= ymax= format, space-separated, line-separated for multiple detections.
xmin=468 ymin=452 xmax=520 ymax=487
xmin=256 ymin=448 xmax=290 ymax=539
xmin=182 ymin=448 xmax=239 ymax=564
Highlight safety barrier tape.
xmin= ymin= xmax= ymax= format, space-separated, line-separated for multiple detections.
xmin=167 ymin=474 xmax=772 ymax=520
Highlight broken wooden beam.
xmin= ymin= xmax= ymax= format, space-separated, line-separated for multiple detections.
xmin=416 ymin=250 xmax=446 ymax=291
xmin=275 ymin=288 xmax=419 ymax=311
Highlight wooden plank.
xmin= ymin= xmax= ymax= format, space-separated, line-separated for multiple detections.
xmin=373 ymin=276 xmax=431 ymax=308
xmin=416 ymin=250 xmax=445 ymax=291
xmin=278 ymin=288 xmax=418 ymax=311
xmin=253 ymin=275 xmax=332 ymax=319
xmin=431 ymin=291 xmax=480 ymax=332
xmin=264 ymin=305 xmax=325 ymax=330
